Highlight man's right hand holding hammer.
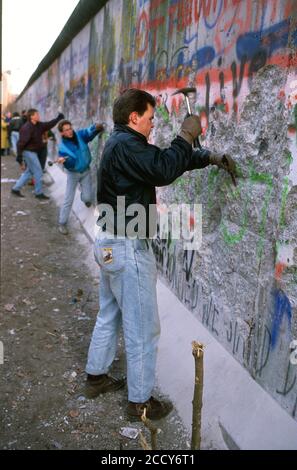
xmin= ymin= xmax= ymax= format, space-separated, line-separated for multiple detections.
xmin=179 ymin=115 xmax=237 ymax=186
xmin=179 ymin=115 xmax=202 ymax=145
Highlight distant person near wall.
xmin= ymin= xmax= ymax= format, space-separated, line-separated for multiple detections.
xmin=4 ymin=112 xmax=12 ymax=150
xmin=21 ymin=110 xmax=27 ymax=126
xmin=1 ymin=114 xmax=10 ymax=156
xmin=8 ymin=112 xmax=23 ymax=156
xmin=57 ymin=120 xmax=104 ymax=235
xmin=11 ymin=108 xmax=64 ymax=199
xmin=85 ymin=88 xmax=237 ymax=421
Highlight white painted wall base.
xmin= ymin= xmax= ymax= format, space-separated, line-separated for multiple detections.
xmin=156 ymin=280 xmax=297 ymax=450
xmin=48 ymin=165 xmax=297 ymax=450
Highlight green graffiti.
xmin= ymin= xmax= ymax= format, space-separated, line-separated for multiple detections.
xmin=285 ymin=150 xmax=293 ymax=165
xmin=214 ymin=163 xmax=248 ymax=244
xmin=219 ymin=163 xmax=275 ymax=258
xmin=173 ymin=177 xmax=187 ymax=189
xmin=172 ymin=175 xmax=190 ymax=203
xmin=122 ymin=2 xmax=137 ymax=63
xmin=207 ymin=167 xmax=219 ymax=209
xmin=156 ymin=104 xmax=170 ymax=123
xmin=195 ymin=105 xmax=206 ymax=114
xmin=194 ymin=171 xmax=202 ymax=195
xmin=221 ymin=215 xmax=248 ymax=244
xmin=220 ymin=187 xmax=250 ymax=245
xmin=249 ymin=167 xmax=273 ymax=259
xmin=249 ymin=167 xmax=273 ymax=185
xmin=279 ymin=177 xmax=290 ymax=228
xmin=150 ymin=111 xmax=292 ymax=265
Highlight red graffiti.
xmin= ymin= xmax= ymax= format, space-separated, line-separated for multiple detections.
xmin=136 ymin=10 xmax=149 ymax=58
xmin=275 ymin=262 xmax=286 ymax=281
xmin=150 ymin=16 xmax=165 ymax=54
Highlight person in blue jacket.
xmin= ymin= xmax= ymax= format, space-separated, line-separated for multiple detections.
xmin=57 ymin=120 xmax=104 ymax=235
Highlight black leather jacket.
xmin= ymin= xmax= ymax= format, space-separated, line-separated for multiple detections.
xmin=97 ymin=124 xmax=210 ymax=236
xmin=8 ymin=116 xmax=23 ymax=133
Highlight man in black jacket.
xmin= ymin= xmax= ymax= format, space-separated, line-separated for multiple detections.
xmin=85 ymin=89 xmax=236 ymax=420
xmin=11 ymin=108 xmax=64 ymax=199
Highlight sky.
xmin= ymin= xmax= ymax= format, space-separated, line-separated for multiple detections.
xmin=2 ymin=0 xmax=80 ymax=94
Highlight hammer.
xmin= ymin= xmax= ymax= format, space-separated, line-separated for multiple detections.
xmin=48 ymin=156 xmax=68 ymax=166
xmin=172 ymin=87 xmax=202 ymax=149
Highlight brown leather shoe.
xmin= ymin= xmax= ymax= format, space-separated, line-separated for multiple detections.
xmin=127 ymin=396 xmax=173 ymax=421
xmin=85 ymin=374 xmax=126 ymax=398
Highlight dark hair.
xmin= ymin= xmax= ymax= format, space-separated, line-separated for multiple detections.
xmin=27 ymin=108 xmax=38 ymax=120
xmin=58 ymin=119 xmax=72 ymax=132
xmin=13 ymin=112 xmax=20 ymax=117
xmin=113 ymin=89 xmax=156 ymax=125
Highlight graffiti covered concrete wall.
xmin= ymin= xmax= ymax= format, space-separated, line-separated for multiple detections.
xmin=16 ymin=0 xmax=297 ymax=420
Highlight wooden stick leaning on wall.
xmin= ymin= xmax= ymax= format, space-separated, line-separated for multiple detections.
xmin=191 ymin=341 xmax=204 ymax=450
xmin=140 ymin=407 xmax=160 ymax=450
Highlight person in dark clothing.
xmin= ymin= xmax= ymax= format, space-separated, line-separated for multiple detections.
xmin=38 ymin=130 xmax=56 ymax=171
xmin=85 ymin=89 xmax=237 ymax=420
xmin=21 ymin=110 xmax=27 ymax=126
xmin=8 ymin=112 xmax=23 ymax=155
xmin=11 ymin=108 xmax=64 ymax=199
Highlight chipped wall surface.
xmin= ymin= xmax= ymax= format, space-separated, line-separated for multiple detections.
xmin=16 ymin=0 xmax=297 ymax=420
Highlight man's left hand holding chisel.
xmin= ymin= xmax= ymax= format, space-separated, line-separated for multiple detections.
xmin=208 ymin=152 xmax=238 ymax=186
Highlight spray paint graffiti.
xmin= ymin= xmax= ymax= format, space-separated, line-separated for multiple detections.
xmin=152 ymin=219 xmax=296 ymax=417
xmin=271 ymin=288 xmax=292 ymax=349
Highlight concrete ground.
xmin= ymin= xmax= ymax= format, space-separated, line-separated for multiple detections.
xmin=0 ymin=155 xmax=191 ymax=451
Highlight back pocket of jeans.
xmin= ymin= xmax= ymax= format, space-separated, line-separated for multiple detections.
xmin=95 ymin=241 xmax=126 ymax=273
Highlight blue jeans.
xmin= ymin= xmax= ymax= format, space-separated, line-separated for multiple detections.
xmin=59 ymin=169 xmax=92 ymax=225
xmin=12 ymin=150 xmax=43 ymax=195
xmin=11 ymin=131 xmax=19 ymax=155
xmin=86 ymin=234 xmax=160 ymax=403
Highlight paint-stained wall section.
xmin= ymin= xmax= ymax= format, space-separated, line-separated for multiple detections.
xmin=16 ymin=0 xmax=297 ymax=420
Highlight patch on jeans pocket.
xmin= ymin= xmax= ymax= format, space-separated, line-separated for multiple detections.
xmin=103 ymin=247 xmax=113 ymax=264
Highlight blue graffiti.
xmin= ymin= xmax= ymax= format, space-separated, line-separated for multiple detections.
xmin=148 ymin=60 xmax=156 ymax=81
xmin=60 ymin=58 xmax=71 ymax=75
xmin=271 ymin=288 xmax=292 ymax=349
xmin=184 ymin=31 xmax=198 ymax=45
xmin=203 ymin=0 xmax=223 ymax=29
xmin=236 ymin=19 xmax=290 ymax=61
xmin=190 ymin=46 xmax=215 ymax=70
xmin=145 ymin=44 xmax=215 ymax=82
xmin=293 ymin=27 xmax=297 ymax=47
